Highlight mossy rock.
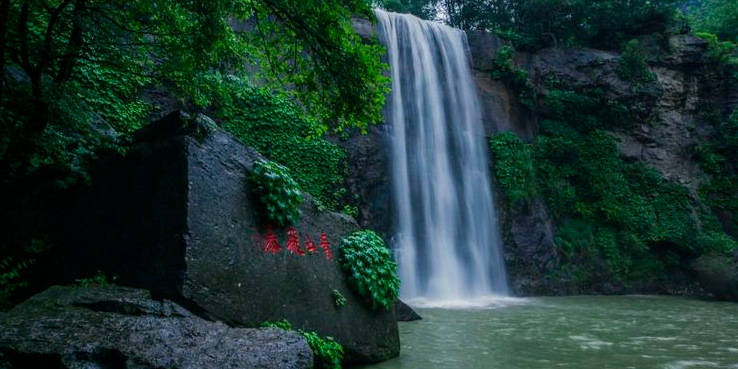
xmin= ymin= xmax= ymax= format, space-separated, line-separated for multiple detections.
xmin=693 ymin=252 xmax=738 ymax=301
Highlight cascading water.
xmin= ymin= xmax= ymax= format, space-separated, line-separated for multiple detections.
xmin=374 ymin=9 xmax=509 ymax=302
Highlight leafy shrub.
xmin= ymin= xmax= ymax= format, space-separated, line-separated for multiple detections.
xmin=489 ymin=132 xmax=536 ymax=204
xmin=248 ymin=160 xmax=303 ymax=227
xmin=74 ymin=271 xmax=117 ymax=287
xmin=338 ymin=230 xmax=400 ymax=311
xmin=262 ymin=320 xmax=343 ymax=368
xmin=0 ymin=238 xmax=50 ymax=310
xmin=490 ymin=46 xmax=535 ymax=108
xmin=618 ymin=39 xmax=655 ymax=83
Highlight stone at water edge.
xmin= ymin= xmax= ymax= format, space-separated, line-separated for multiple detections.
xmin=0 ymin=285 xmax=312 ymax=369
xmin=394 ymin=299 xmax=422 ymax=321
xmin=693 ymin=252 xmax=738 ymax=302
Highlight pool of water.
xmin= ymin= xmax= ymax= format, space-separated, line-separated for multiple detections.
xmin=364 ymin=295 xmax=738 ymax=369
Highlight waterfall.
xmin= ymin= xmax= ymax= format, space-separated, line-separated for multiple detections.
xmin=374 ymin=9 xmax=509 ymax=302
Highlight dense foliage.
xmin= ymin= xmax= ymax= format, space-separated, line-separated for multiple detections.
xmin=221 ymin=84 xmax=348 ymax=210
xmin=489 ymin=132 xmax=535 ymax=205
xmin=690 ymin=0 xmax=738 ymax=42
xmin=377 ymin=0 xmax=436 ymax=20
xmin=262 ymin=320 xmax=344 ymax=368
xmin=248 ymin=160 xmax=303 ymax=227
xmin=339 ymin=230 xmax=400 ymax=311
xmin=378 ymin=0 xmax=680 ymax=50
xmin=0 ymin=0 xmax=388 ymax=185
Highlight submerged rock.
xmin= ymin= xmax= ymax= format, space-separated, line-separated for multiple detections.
xmin=0 ymin=285 xmax=312 ymax=368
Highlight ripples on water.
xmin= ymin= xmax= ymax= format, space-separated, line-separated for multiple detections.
xmin=363 ymin=296 xmax=738 ymax=369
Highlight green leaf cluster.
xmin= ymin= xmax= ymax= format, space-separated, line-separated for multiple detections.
xmin=331 ymin=289 xmax=348 ymax=307
xmin=690 ymin=0 xmax=738 ymax=42
xmin=338 ymin=230 xmax=400 ymax=311
xmin=694 ymin=32 xmax=738 ymax=71
xmin=618 ymin=39 xmax=656 ymax=83
xmin=248 ymin=160 xmax=303 ymax=227
xmin=0 ymin=238 xmax=49 ymax=310
xmin=74 ymin=270 xmax=117 ymax=287
xmin=489 ymin=131 xmax=536 ymax=205
xmin=262 ymin=320 xmax=344 ymax=369
xmin=490 ymin=46 xmax=535 ymax=109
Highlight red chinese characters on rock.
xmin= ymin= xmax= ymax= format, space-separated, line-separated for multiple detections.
xmin=320 ymin=233 xmax=333 ymax=260
xmin=259 ymin=228 xmax=331 ymax=259
xmin=263 ymin=226 xmax=282 ymax=254
xmin=285 ymin=227 xmax=305 ymax=256
xmin=305 ymin=234 xmax=318 ymax=254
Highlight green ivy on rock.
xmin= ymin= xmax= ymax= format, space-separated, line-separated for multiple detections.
xmin=223 ymin=87 xmax=348 ymax=211
xmin=262 ymin=320 xmax=343 ymax=369
xmin=339 ymin=230 xmax=400 ymax=311
xmin=490 ymin=86 xmax=738 ymax=285
xmin=248 ymin=160 xmax=303 ymax=227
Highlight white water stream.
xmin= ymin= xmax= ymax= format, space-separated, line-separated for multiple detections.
xmin=374 ymin=10 xmax=509 ymax=303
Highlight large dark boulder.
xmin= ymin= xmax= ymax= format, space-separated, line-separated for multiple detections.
xmin=3 ymin=112 xmax=399 ymax=364
xmin=0 ymin=285 xmax=312 ymax=368
xmin=693 ymin=252 xmax=738 ymax=301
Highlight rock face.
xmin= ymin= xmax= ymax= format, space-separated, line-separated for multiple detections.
xmin=0 ymin=285 xmax=312 ymax=369
xmin=520 ymin=35 xmax=732 ymax=192
xmin=339 ymin=125 xmax=394 ymax=241
xmin=467 ymin=31 xmax=536 ymax=141
xmin=693 ymin=252 xmax=738 ymax=301
xmin=500 ymin=198 xmax=560 ymax=295
xmin=2 ymin=112 xmax=399 ymax=364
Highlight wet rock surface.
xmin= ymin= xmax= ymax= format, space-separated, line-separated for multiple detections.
xmin=0 ymin=285 xmax=312 ymax=369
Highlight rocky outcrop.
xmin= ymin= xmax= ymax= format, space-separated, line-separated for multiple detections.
xmin=693 ymin=252 xmax=738 ymax=301
xmin=500 ymin=198 xmax=560 ymax=295
xmin=0 ymin=285 xmax=312 ymax=369
xmin=521 ymin=35 xmax=730 ymax=192
xmin=1 ymin=112 xmax=400 ymax=364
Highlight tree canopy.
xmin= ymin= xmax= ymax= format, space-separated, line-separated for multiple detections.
xmin=377 ymin=0 xmax=681 ymax=50
xmin=0 ymin=0 xmax=388 ymax=183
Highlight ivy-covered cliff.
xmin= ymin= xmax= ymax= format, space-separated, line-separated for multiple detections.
xmin=474 ymin=32 xmax=738 ymax=295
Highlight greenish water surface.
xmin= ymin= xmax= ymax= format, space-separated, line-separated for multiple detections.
xmin=365 ymin=296 xmax=738 ymax=369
